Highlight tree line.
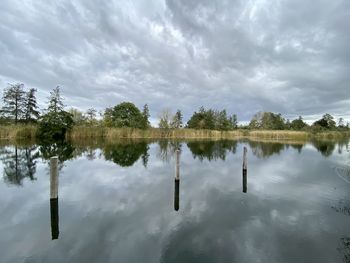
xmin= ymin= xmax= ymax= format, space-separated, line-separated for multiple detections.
xmin=0 ymin=83 xmax=349 ymax=140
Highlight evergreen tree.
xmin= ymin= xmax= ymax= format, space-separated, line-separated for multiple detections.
xmin=1 ymin=83 xmax=26 ymax=123
xmin=230 ymin=114 xmax=238 ymax=129
xmin=142 ymin=104 xmax=151 ymax=128
xmin=38 ymin=86 xmax=73 ymax=140
xmin=217 ymin=110 xmax=231 ymax=130
xmin=24 ymin=88 xmax=40 ymax=122
xmin=47 ymin=86 xmax=64 ymax=113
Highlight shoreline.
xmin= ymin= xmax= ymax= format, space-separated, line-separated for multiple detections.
xmin=1 ymin=125 xmax=349 ymax=142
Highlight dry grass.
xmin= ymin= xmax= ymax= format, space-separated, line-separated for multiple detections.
xmin=69 ymin=126 xmax=244 ymax=140
xmin=56 ymin=126 xmax=350 ymax=141
xmin=0 ymin=125 xmax=37 ymax=140
xmin=1 ymin=125 xmax=349 ymax=142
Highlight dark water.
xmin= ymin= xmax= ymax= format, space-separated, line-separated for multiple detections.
xmin=0 ymin=139 xmax=350 ymax=263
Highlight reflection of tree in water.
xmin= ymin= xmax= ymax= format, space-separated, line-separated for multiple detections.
xmin=333 ymin=140 xmax=350 ymax=263
xmin=86 ymin=148 xmax=97 ymax=161
xmin=311 ymin=140 xmax=336 ymax=157
xmin=187 ymin=140 xmax=237 ymax=161
xmin=71 ymin=145 xmax=97 ymax=161
xmin=104 ymin=141 xmax=149 ymax=167
xmin=336 ymin=137 xmax=350 ymax=154
xmin=157 ymin=140 xmax=181 ymax=163
xmin=39 ymin=140 xmax=75 ymax=170
xmin=338 ymin=237 xmax=350 ymax=263
xmin=0 ymin=145 xmax=39 ymax=185
xmin=142 ymin=150 xmax=150 ymax=168
xmin=24 ymin=146 xmax=40 ymax=180
xmin=289 ymin=143 xmax=303 ymax=153
xmin=247 ymin=141 xmax=286 ymax=159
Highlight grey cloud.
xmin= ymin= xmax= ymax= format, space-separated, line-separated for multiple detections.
xmin=0 ymin=0 xmax=349 ymax=122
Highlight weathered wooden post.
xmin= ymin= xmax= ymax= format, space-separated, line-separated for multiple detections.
xmin=50 ymin=157 xmax=58 ymax=199
xmin=174 ymin=149 xmax=180 ymax=211
xmin=242 ymin=147 xmax=247 ymax=193
xmin=175 ymin=149 xmax=180 ymax=181
xmin=50 ymin=156 xmax=59 ymax=239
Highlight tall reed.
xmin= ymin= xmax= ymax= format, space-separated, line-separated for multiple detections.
xmin=1 ymin=124 xmax=349 ymax=141
xmin=0 ymin=125 xmax=37 ymax=140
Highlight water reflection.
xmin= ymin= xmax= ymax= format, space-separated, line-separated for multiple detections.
xmin=332 ymin=200 xmax=350 ymax=216
xmin=242 ymin=170 xmax=247 ymax=193
xmin=174 ymin=179 xmax=180 ymax=211
xmin=289 ymin=143 xmax=303 ymax=153
xmin=187 ymin=140 xmax=237 ymax=161
xmin=311 ymin=140 xmax=336 ymax=157
xmin=103 ymin=140 xmax=149 ymax=167
xmin=157 ymin=140 xmax=182 ymax=162
xmin=0 ymin=138 xmax=349 ymax=186
xmin=339 ymin=237 xmax=350 ymax=263
xmin=0 ymin=146 xmax=39 ymax=185
xmin=242 ymin=146 xmax=247 ymax=193
xmin=248 ymin=141 xmax=289 ymax=158
xmin=39 ymin=141 xmax=75 ymax=169
xmin=0 ymin=137 xmax=349 ymax=262
xmin=50 ymin=198 xmax=59 ymax=240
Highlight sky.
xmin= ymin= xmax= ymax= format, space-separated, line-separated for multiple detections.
xmin=0 ymin=0 xmax=349 ymax=125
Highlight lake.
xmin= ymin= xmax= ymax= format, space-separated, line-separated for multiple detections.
xmin=0 ymin=139 xmax=349 ymax=263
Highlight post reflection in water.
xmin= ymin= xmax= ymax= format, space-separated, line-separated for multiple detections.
xmin=174 ymin=179 xmax=180 ymax=211
xmin=50 ymin=198 xmax=59 ymax=240
xmin=50 ymin=156 xmax=59 ymax=240
xmin=174 ymin=149 xmax=180 ymax=211
xmin=242 ymin=146 xmax=247 ymax=193
xmin=242 ymin=170 xmax=247 ymax=193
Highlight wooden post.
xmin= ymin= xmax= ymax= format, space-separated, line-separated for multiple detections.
xmin=50 ymin=156 xmax=58 ymax=199
xmin=50 ymin=156 xmax=59 ymax=239
xmin=175 ymin=149 xmax=180 ymax=181
xmin=243 ymin=147 xmax=247 ymax=193
xmin=174 ymin=149 xmax=180 ymax=211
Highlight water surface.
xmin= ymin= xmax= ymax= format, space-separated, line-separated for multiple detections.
xmin=0 ymin=139 xmax=349 ymax=263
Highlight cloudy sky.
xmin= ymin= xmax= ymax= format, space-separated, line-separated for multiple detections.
xmin=0 ymin=0 xmax=349 ymax=124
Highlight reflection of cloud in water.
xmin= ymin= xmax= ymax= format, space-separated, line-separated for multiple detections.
xmin=0 ymin=139 xmax=349 ymax=262
xmin=334 ymin=166 xmax=350 ymax=184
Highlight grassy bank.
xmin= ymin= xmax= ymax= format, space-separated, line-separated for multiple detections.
xmin=69 ymin=126 xmax=350 ymax=140
xmin=1 ymin=124 xmax=350 ymax=141
xmin=0 ymin=125 xmax=37 ymax=140
xmin=69 ymin=126 xmax=243 ymax=140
